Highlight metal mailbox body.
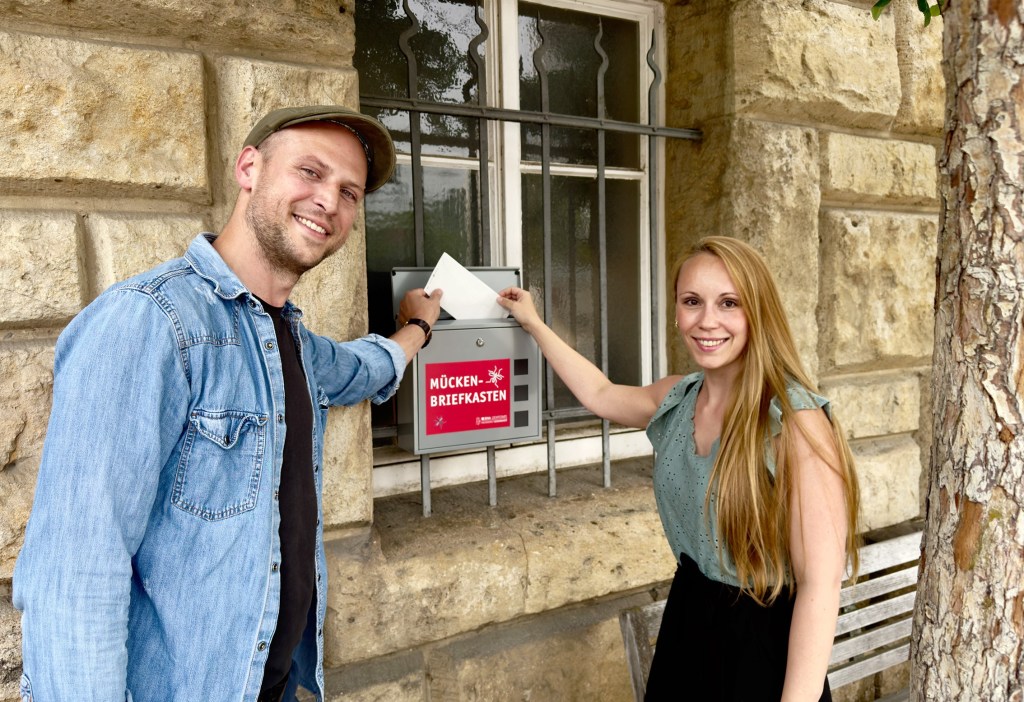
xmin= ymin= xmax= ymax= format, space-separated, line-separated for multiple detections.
xmin=392 ymin=268 xmax=542 ymax=455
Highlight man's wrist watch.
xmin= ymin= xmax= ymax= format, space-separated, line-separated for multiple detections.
xmin=406 ymin=318 xmax=432 ymax=348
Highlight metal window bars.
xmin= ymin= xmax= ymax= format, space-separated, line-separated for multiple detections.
xmin=360 ymin=0 xmax=700 ymax=516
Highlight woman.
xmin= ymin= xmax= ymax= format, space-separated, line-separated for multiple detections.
xmin=497 ymin=236 xmax=859 ymax=701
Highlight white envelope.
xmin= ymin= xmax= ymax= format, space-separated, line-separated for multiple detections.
xmin=424 ymin=253 xmax=509 ymax=320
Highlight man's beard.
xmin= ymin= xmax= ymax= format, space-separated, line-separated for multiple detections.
xmin=245 ymin=198 xmax=317 ymax=279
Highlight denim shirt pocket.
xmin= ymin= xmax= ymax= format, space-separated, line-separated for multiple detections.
xmin=172 ymin=409 xmax=268 ymax=521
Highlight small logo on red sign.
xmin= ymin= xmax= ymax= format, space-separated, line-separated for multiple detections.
xmin=425 ymin=359 xmax=511 ymax=435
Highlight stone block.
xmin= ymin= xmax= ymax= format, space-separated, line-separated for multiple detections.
xmin=721 ymin=120 xmax=822 ymax=378
xmin=831 ymin=676 xmax=876 ymax=702
xmin=877 ymin=658 xmax=911 ymax=698
xmin=0 ymin=581 xmax=21 ymax=701
xmin=732 ymin=0 xmax=901 ymax=129
xmin=666 ymin=2 xmax=731 ymax=125
xmin=321 ymin=405 xmax=374 ymax=529
xmin=893 ymin=0 xmax=946 ymax=136
xmin=0 ymin=31 xmax=206 ymax=199
xmin=0 ymin=342 xmax=55 ymax=580
xmin=516 ymin=496 xmax=671 ymax=614
xmin=0 ymin=211 xmax=81 ymax=326
xmin=438 ymin=614 xmax=633 ymax=702
xmin=323 ymin=460 xmax=674 ymax=667
xmin=821 ymin=133 xmax=938 ymax=206
xmin=323 ymin=522 xmax=528 ymax=667
xmin=853 ymin=436 xmax=922 ymax=531
xmin=323 ymin=650 xmax=425 ymax=702
xmin=0 ymin=1 xmax=354 ymax=67
xmin=820 ymin=210 xmax=937 ymax=371
xmin=819 ymin=372 xmax=922 ymax=441
xmin=326 ymin=676 xmax=423 ymax=702
xmin=85 ymin=214 xmax=205 ymax=298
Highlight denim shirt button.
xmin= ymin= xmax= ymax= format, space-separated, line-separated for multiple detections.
xmin=271 ymin=562 xmax=279 ymax=572
xmin=313 ymin=464 xmax=319 ymax=473
xmin=277 ymin=413 xmax=284 ymax=423
xmin=257 ymin=641 xmax=267 ymax=652
xmin=273 ymin=489 xmax=279 ymax=500
xmin=265 ymin=341 xmax=275 ymax=351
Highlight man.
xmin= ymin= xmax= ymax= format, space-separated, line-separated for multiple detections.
xmin=13 ymin=106 xmax=441 ymax=701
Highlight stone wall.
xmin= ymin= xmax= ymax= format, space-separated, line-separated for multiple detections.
xmin=0 ymin=1 xmax=942 ymax=700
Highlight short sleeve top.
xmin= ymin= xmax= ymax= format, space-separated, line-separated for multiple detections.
xmin=645 ymin=372 xmax=831 ymax=587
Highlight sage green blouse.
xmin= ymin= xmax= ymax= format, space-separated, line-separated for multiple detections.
xmin=645 ymin=372 xmax=831 ymax=587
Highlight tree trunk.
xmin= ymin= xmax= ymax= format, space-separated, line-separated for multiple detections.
xmin=911 ymin=1 xmax=1024 ymax=699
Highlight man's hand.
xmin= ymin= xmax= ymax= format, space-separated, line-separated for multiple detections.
xmin=393 ymin=288 xmax=442 ymax=362
xmin=397 ymin=288 xmax=442 ymax=329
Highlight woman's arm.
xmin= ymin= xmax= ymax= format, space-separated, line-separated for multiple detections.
xmin=497 ymin=286 xmax=678 ymax=429
xmin=781 ymin=408 xmax=849 ymax=702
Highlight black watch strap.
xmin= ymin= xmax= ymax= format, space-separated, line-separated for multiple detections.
xmin=406 ymin=317 xmax=432 ymax=347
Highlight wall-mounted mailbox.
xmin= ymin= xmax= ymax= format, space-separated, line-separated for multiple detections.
xmin=392 ymin=267 xmax=542 ymax=455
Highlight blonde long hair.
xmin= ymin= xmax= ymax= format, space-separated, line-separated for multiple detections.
xmin=674 ymin=236 xmax=859 ymax=604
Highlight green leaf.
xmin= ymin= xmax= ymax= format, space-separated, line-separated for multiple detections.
xmin=917 ymin=0 xmax=930 ymax=13
xmin=930 ymin=4 xmax=942 ymax=16
xmin=871 ymin=0 xmax=893 ymax=20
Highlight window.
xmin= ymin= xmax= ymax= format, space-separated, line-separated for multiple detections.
xmin=356 ymin=0 xmax=693 ymax=500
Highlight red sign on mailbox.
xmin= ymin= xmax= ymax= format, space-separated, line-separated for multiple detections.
xmin=424 ymin=358 xmax=511 ymax=435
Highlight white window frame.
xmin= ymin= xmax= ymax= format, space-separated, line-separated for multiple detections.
xmin=371 ymin=0 xmax=666 ymax=497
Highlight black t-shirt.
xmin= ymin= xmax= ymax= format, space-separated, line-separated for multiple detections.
xmin=257 ymin=298 xmax=316 ymax=694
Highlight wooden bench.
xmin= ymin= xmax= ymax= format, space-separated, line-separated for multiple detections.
xmin=619 ymin=530 xmax=923 ymax=701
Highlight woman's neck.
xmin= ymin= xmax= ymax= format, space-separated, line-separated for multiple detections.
xmin=699 ymin=364 xmax=742 ymax=408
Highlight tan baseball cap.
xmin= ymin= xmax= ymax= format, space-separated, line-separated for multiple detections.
xmin=243 ymin=105 xmax=397 ymax=193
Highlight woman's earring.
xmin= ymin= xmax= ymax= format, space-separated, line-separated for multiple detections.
xmin=674 ymin=319 xmax=678 ymax=328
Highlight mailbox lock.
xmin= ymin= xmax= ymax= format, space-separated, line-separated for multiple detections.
xmin=476 ymin=338 xmax=485 ymax=347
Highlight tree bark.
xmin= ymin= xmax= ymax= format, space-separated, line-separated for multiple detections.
xmin=911 ymin=1 xmax=1024 ymax=699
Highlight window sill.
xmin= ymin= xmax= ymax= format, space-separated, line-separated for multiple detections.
xmin=371 ymin=424 xmax=653 ymax=499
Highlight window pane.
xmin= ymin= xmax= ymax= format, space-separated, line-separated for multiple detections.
xmin=521 ymin=174 xmax=641 ymax=411
xmin=356 ymin=0 xmax=486 ymax=157
xmin=519 ymin=3 xmax=640 ymax=168
xmin=365 ymin=163 xmax=485 ymax=338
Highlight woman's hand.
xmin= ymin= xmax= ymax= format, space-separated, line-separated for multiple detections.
xmin=497 ymin=286 xmax=542 ymax=332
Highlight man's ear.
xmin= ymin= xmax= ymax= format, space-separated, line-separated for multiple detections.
xmin=235 ymin=145 xmax=261 ymax=192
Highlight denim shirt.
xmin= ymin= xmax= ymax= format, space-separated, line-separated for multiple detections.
xmin=13 ymin=233 xmax=407 ymax=702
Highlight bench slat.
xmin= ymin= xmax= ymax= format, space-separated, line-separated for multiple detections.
xmin=849 ymin=532 xmax=922 ymax=578
xmin=831 ymin=618 xmax=912 ymax=664
xmin=840 ymin=565 xmax=919 ymax=608
xmin=827 ymin=643 xmax=910 ymax=689
xmin=835 ymin=592 xmax=916 ymax=636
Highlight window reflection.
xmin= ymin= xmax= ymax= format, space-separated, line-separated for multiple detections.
xmin=356 ymin=0 xmax=484 ymax=158
xmin=522 ymin=175 xmax=641 ymax=410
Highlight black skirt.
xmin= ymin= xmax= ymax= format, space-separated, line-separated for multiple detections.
xmin=644 ymin=555 xmax=831 ymax=702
